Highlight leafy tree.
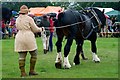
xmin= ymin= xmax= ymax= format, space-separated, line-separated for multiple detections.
xmin=1 ymin=2 xmax=120 ymax=11
xmin=2 ymin=2 xmax=53 ymax=11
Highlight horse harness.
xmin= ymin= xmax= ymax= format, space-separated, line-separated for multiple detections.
xmin=69 ymin=8 xmax=101 ymax=39
xmin=84 ymin=8 xmax=102 ymax=30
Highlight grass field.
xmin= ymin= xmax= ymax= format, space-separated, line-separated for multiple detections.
xmin=1 ymin=37 xmax=119 ymax=78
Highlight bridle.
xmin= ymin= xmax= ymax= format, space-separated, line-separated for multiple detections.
xmin=80 ymin=8 xmax=102 ymax=39
xmin=83 ymin=8 xmax=102 ymax=31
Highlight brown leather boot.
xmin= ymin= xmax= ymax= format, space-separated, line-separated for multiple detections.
xmin=21 ymin=72 xmax=27 ymax=77
xmin=29 ymin=56 xmax=38 ymax=76
xmin=29 ymin=71 xmax=38 ymax=76
xmin=19 ymin=59 xmax=27 ymax=77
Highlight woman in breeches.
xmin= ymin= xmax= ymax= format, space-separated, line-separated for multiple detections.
xmin=14 ymin=5 xmax=44 ymax=77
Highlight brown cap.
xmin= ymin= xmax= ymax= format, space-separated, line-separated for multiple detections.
xmin=19 ymin=5 xmax=29 ymax=14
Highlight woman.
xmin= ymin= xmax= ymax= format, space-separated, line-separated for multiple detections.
xmin=15 ymin=5 xmax=44 ymax=77
xmin=49 ymin=16 xmax=54 ymax=52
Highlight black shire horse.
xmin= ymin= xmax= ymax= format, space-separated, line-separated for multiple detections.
xmin=54 ymin=7 xmax=106 ymax=69
xmin=1 ymin=7 xmax=12 ymax=23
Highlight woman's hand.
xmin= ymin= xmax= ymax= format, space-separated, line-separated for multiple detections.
xmin=41 ymin=27 xmax=45 ymax=32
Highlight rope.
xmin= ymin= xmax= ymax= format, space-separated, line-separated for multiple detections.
xmin=43 ymin=15 xmax=95 ymax=29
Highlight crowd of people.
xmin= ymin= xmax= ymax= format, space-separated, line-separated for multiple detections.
xmin=1 ymin=16 xmax=18 ymax=39
xmin=100 ymin=16 xmax=120 ymax=37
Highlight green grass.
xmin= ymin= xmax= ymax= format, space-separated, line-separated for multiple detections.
xmin=1 ymin=37 xmax=118 ymax=78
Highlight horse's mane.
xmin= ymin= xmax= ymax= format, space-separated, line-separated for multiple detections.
xmin=92 ymin=7 xmax=106 ymax=26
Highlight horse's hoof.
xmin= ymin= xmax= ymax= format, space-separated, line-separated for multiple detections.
xmin=63 ymin=65 xmax=71 ymax=69
xmin=63 ymin=63 xmax=71 ymax=69
xmin=92 ymin=54 xmax=100 ymax=63
xmin=94 ymin=61 xmax=100 ymax=63
xmin=73 ymin=62 xmax=80 ymax=66
xmin=55 ymin=62 xmax=62 ymax=69
xmin=73 ymin=63 xmax=75 ymax=66
xmin=93 ymin=58 xmax=100 ymax=63
xmin=73 ymin=61 xmax=80 ymax=65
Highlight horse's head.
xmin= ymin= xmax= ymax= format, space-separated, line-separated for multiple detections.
xmin=34 ymin=16 xmax=42 ymax=27
xmin=2 ymin=7 xmax=12 ymax=23
xmin=83 ymin=7 xmax=106 ymax=33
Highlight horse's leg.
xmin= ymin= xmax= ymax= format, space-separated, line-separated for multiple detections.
xmin=89 ymin=33 xmax=100 ymax=63
xmin=81 ymin=51 xmax=88 ymax=60
xmin=55 ymin=35 xmax=64 ymax=69
xmin=73 ymin=38 xmax=82 ymax=65
xmin=73 ymin=38 xmax=88 ymax=65
xmin=63 ymin=36 xmax=74 ymax=69
xmin=91 ymin=40 xmax=100 ymax=63
xmin=80 ymin=40 xmax=88 ymax=60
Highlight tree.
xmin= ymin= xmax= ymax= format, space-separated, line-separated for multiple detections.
xmin=2 ymin=2 xmax=53 ymax=11
xmin=112 ymin=1 xmax=120 ymax=11
xmin=1 ymin=2 xmax=120 ymax=11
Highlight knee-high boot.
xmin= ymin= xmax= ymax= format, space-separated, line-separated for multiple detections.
xmin=29 ymin=56 xmax=38 ymax=76
xmin=19 ymin=59 xmax=27 ymax=77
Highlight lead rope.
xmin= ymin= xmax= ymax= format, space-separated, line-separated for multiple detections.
xmin=43 ymin=15 xmax=95 ymax=30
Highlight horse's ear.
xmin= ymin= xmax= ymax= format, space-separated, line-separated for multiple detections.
xmin=102 ymin=9 xmax=105 ymax=13
xmin=58 ymin=12 xmax=64 ymax=20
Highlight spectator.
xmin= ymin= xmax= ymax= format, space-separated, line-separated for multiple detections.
xmin=49 ymin=16 xmax=54 ymax=52
xmin=9 ymin=17 xmax=16 ymax=38
xmin=1 ymin=20 xmax=6 ymax=39
xmin=106 ymin=18 xmax=112 ymax=32
xmin=111 ymin=16 xmax=117 ymax=32
xmin=40 ymin=15 xmax=50 ymax=54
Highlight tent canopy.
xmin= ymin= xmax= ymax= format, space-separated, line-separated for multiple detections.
xmin=29 ymin=7 xmax=45 ymax=16
xmin=105 ymin=10 xmax=120 ymax=22
xmin=105 ymin=10 xmax=120 ymax=16
xmin=29 ymin=6 xmax=63 ymax=16
xmin=97 ymin=7 xmax=113 ymax=13
xmin=40 ymin=6 xmax=63 ymax=15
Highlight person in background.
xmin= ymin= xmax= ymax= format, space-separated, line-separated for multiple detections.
xmin=9 ymin=16 xmax=16 ymax=38
xmin=15 ymin=5 xmax=44 ymax=77
xmin=105 ymin=17 xmax=113 ymax=37
xmin=1 ymin=20 xmax=6 ymax=39
xmin=49 ymin=16 xmax=54 ymax=52
xmin=106 ymin=17 xmax=112 ymax=32
xmin=111 ymin=16 xmax=117 ymax=32
xmin=40 ymin=15 xmax=50 ymax=54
